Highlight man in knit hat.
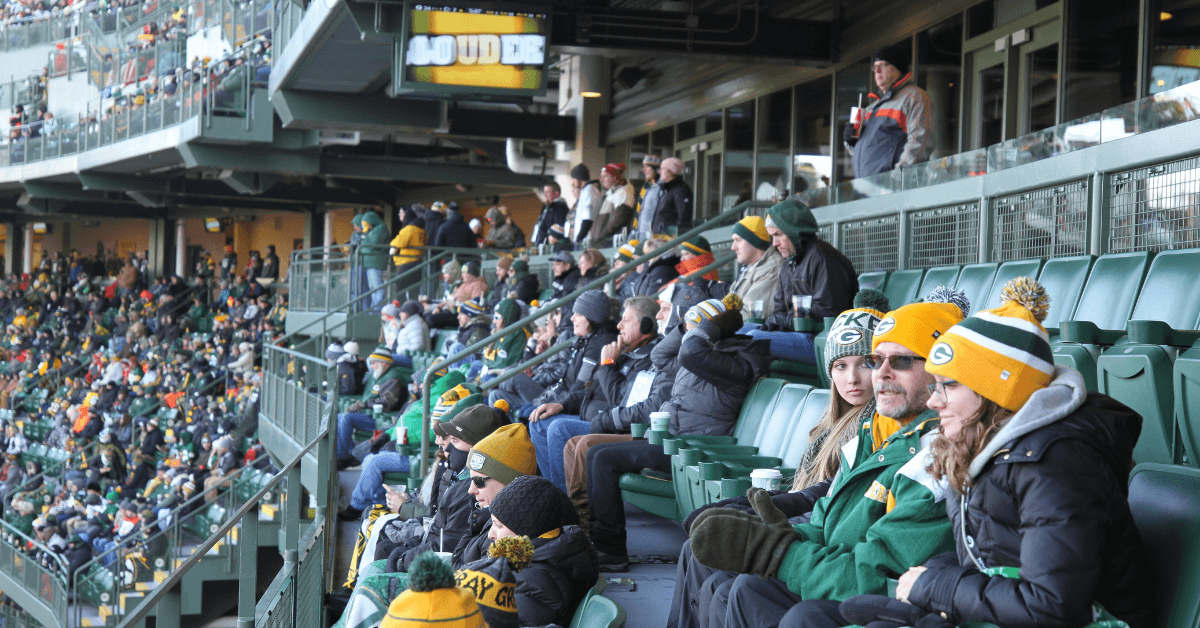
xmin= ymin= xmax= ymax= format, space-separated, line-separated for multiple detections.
xmin=591 ymin=163 xmax=637 ymax=242
xmin=843 ymin=41 xmax=934 ymax=178
xmin=336 ymin=350 xmax=405 ymax=469
xmin=550 ymin=250 xmax=582 ymax=335
xmin=613 ymin=239 xmax=644 ymax=301
xmin=728 ymin=215 xmax=784 ymax=320
xmin=505 ymin=259 xmax=540 ymax=306
xmin=743 ymin=198 xmax=859 ymax=364
xmin=686 ymin=288 xmax=967 ymax=628
xmin=636 ymin=154 xmax=664 ymax=239
xmin=653 ymin=157 xmax=693 ymax=236
xmin=466 ymin=423 xmax=538 ymax=509
xmin=533 ymin=182 xmax=571 ymax=245
xmin=566 ymin=165 xmax=601 ymax=243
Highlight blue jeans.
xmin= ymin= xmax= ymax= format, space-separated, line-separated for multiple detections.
xmin=337 ymin=412 xmax=376 ymax=460
xmin=350 ymin=451 xmax=411 ymax=510
xmin=741 ymin=324 xmax=816 ymax=364
xmin=529 ymin=413 xmax=583 ymax=490
xmin=393 ymin=354 xmax=413 ymax=369
xmin=545 ymin=417 xmax=593 ymax=493
xmin=366 ymin=268 xmax=384 ymax=309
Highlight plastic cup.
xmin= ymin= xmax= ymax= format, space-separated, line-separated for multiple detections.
xmin=434 ymin=551 xmax=453 ymax=567
xmin=650 ymin=411 xmax=671 ymax=431
xmin=750 ymin=468 xmax=783 ymax=491
xmin=750 ymin=300 xmax=764 ymax=319
xmin=791 ymin=295 xmax=812 ymax=319
xmin=850 ymin=106 xmax=862 ymax=125
xmin=630 ymin=423 xmax=649 ymax=438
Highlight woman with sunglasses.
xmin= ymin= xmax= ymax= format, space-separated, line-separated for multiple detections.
xmin=787 ymin=278 xmax=1149 ymax=628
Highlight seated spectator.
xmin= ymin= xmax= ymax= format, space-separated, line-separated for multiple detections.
xmin=336 ymin=351 xmax=406 ymax=469
xmin=627 ymin=236 xmax=679 ymax=297
xmin=684 ymin=291 xmax=968 ymax=628
xmin=727 ymin=216 xmax=783 ymax=320
xmin=427 ymin=262 xmax=488 ymax=329
xmin=444 ymin=301 xmax=492 ymax=362
xmin=507 ymin=259 xmax=539 ymax=306
xmin=611 ymin=239 xmax=642 ymax=302
xmin=526 ymin=289 xmax=617 ymax=429
xmin=744 ymin=199 xmax=858 ymax=364
xmin=792 ymin=279 xmax=1148 ymax=628
xmin=664 ymin=236 xmax=726 ymax=327
xmin=484 ymin=256 xmax=515 ymax=313
xmin=587 ymin=294 xmax=770 ymax=571
xmin=480 ymin=299 xmax=529 ymax=378
xmin=487 ymin=309 xmax=571 ymax=410
xmin=549 ymin=251 xmax=582 ymax=334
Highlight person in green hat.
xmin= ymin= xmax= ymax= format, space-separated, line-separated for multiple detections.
xmin=743 ymin=198 xmax=859 ymax=363
xmin=480 ymin=299 xmax=529 ymax=376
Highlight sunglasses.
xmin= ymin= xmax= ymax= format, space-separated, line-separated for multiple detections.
xmin=865 ymin=354 xmax=927 ymax=371
xmin=470 ymin=476 xmax=492 ymax=489
xmin=926 ymin=379 xmax=958 ymax=404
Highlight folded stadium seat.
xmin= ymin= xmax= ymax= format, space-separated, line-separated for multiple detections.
xmin=916 ymin=265 xmax=962 ymax=300
xmin=568 ymin=578 xmax=608 ymax=628
xmin=1035 ymin=255 xmax=1094 ymax=336
xmin=1127 ymin=463 xmax=1200 ymax=628
xmin=1174 ymin=344 xmax=1200 ymax=468
xmin=882 ymin=269 xmax=925 ymax=306
xmin=980 ymin=259 xmax=1044 ymax=310
xmin=704 ymin=389 xmax=833 ymax=504
xmin=619 ymin=378 xmax=787 ymax=521
xmin=858 ymin=271 xmax=889 ymax=290
xmin=953 ymin=263 xmax=999 ymax=316
xmin=573 ymin=594 xmax=626 ymax=628
xmin=1094 ymin=248 xmax=1200 ymax=465
xmin=677 ymin=383 xmax=812 ymax=510
xmin=1052 ymin=251 xmax=1151 ymax=391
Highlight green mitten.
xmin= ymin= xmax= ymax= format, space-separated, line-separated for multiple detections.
xmin=747 ymin=487 xmax=789 ymax=525
xmin=690 ymin=501 xmax=797 ymax=579
xmin=687 ymin=506 xmax=760 ymax=535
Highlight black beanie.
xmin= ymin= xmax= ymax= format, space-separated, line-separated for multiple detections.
xmin=874 ymin=41 xmax=910 ymax=75
xmin=572 ymin=290 xmax=612 ymax=325
xmin=400 ymin=299 xmax=423 ymax=317
xmin=454 ymin=536 xmax=534 ymax=628
xmin=570 ymin=163 xmax=590 ymax=181
xmin=489 ymin=476 xmax=577 ymax=537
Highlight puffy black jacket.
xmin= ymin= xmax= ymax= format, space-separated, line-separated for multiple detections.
xmin=551 ymin=266 xmax=582 ymax=335
xmin=653 ymin=177 xmax=693 ymax=235
xmin=435 ymin=211 xmax=478 ymax=250
xmin=908 ymin=392 xmax=1149 ymax=628
xmin=659 ymin=323 xmax=771 ymax=436
xmin=526 ymin=329 xmax=575 ymax=388
xmin=536 ymin=327 xmax=617 ymax=407
xmin=532 ymin=199 xmax=570 ymax=245
xmin=764 ymin=236 xmax=858 ymax=331
xmin=394 ymin=470 xmax=475 ymax=572
xmin=559 ymin=336 xmax=659 ymax=428
xmin=459 ymin=523 xmax=599 ymax=627
xmin=629 ymin=254 xmax=680 ymax=297
xmin=512 ymin=273 xmax=540 ymax=305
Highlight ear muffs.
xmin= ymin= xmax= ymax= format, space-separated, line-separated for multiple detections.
xmin=640 ymin=317 xmax=655 ymax=335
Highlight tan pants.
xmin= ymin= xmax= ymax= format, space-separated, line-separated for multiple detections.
xmin=563 ymin=434 xmax=633 ymax=510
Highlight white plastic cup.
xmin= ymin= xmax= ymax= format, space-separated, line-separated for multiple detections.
xmin=751 ymin=300 xmax=764 ymax=318
xmin=791 ymin=295 xmax=813 ymax=318
xmin=750 ymin=468 xmax=784 ymax=491
xmin=650 ymin=411 xmax=671 ymax=431
xmin=850 ymin=106 xmax=862 ymax=125
xmin=434 ymin=551 xmax=453 ymax=567
xmin=372 ymin=404 xmax=384 ymax=413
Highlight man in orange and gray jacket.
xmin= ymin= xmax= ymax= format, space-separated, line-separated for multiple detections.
xmin=844 ymin=42 xmax=935 ymax=178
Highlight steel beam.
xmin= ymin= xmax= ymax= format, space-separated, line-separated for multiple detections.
xmin=272 ymin=90 xmax=447 ymax=133
xmin=320 ymin=155 xmax=550 ymax=187
xmin=178 ymin=143 xmax=321 ymax=174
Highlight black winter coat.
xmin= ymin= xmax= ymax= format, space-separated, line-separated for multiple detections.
xmin=660 ymin=323 xmax=771 ymax=436
xmin=908 ymin=393 xmax=1149 ymax=628
xmin=532 ymin=199 xmax=571 ymax=245
xmin=560 ymin=336 xmax=659 ymax=428
xmin=394 ymin=470 xmax=475 ymax=572
xmin=653 ymin=177 xmax=693 ymax=235
xmin=551 ymin=266 xmax=582 ymax=335
xmin=629 ymin=254 xmax=680 ymax=297
xmin=536 ymin=328 xmax=617 ymax=407
xmin=435 ymin=211 xmax=478 ymax=250
xmin=764 ymin=236 xmax=858 ymax=331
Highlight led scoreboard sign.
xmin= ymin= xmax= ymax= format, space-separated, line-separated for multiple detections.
xmin=396 ymin=3 xmax=550 ymax=97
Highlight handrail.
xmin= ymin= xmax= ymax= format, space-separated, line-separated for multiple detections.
xmin=478 ymin=341 xmax=571 ymax=392
xmin=417 ymin=200 xmax=774 ymax=476
xmin=653 ymin=252 xmax=737 ymax=296
xmin=0 ymin=506 xmax=71 ymax=574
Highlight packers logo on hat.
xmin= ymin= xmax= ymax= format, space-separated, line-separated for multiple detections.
xmin=834 ymin=329 xmax=864 ymax=345
xmin=929 ymin=342 xmax=954 ymax=365
xmin=874 ymin=317 xmax=896 ymax=336
xmin=469 ymin=452 xmax=486 ymax=470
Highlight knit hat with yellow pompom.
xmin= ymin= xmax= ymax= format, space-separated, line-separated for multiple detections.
xmin=454 ymin=536 xmax=534 ymax=628
xmin=871 ymin=285 xmax=970 ymax=359
xmin=684 ymin=293 xmax=744 ymax=327
xmin=381 ymin=552 xmax=484 ymax=628
xmin=925 ymin=277 xmax=1054 ymax=411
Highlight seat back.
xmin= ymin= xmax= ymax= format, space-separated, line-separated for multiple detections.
xmin=568 ymin=578 xmax=608 ymax=628
xmin=916 ymin=265 xmax=961 ymax=300
xmin=1129 ymin=248 xmax=1200 ymax=330
xmin=858 ymin=271 xmax=889 ymax=291
xmin=882 ymin=269 xmax=925 ymax=306
xmin=1037 ymin=255 xmax=1095 ymax=330
xmin=732 ymin=378 xmax=786 ymax=446
xmin=575 ymin=595 xmax=627 ymax=628
xmin=779 ymin=389 xmax=832 ymax=468
xmin=1070 ymin=252 xmax=1151 ymax=329
xmin=1127 ymin=464 xmax=1200 ymax=628
xmin=954 ymin=263 xmax=999 ymax=316
xmin=753 ymin=383 xmax=812 ymax=458
xmin=982 ymin=259 xmax=1044 ymax=310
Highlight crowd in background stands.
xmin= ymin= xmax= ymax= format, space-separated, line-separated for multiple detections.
xmin=3 ymin=0 xmax=158 ymax=29
xmin=0 ymin=244 xmax=286 ymax=588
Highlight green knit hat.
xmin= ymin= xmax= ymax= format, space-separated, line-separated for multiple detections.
xmin=765 ymin=199 xmax=818 ymax=257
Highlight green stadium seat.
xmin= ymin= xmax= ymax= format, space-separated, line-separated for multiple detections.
xmin=917 ymin=265 xmax=961 ymax=300
xmin=1174 ymin=344 xmax=1200 ymax=468
xmin=1053 ymin=251 xmax=1151 ymax=391
xmin=858 ymin=271 xmax=889 ymax=290
xmin=569 ymin=578 xmax=608 ymax=628
xmin=953 ymin=263 xmax=999 ymax=316
xmin=574 ymin=595 xmax=626 ymax=628
xmin=1127 ymin=464 xmax=1200 ymax=628
xmin=1096 ymin=249 xmax=1200 ymax=465
xmin=981 ymin=259 xmax=1043 ymax=310
xmin=1036 ymin=255 xmax=1094 ymax=334
xmin=882 ymin=269 xmax=925 ymax=306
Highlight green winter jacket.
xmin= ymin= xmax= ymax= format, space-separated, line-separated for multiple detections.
xmin=482 ymin=299 xmax=528 ymax=370
xmin=358 ymin=212 xmax=390 ymax=270
xmin=776 ymin=409 xmax=953 ymax=601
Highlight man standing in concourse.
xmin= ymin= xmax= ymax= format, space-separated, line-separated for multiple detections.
xmin=683 ymin=296 xmax=968 ymax=628
xmin=844 ymin=42 xmax=935 ymax=177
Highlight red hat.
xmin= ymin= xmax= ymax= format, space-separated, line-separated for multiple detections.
xmin=603 ymin=163 xmax=626 ymax=178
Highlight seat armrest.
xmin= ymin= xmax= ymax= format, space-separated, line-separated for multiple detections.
xmin=1059 ymin=320 xmax=1126 ymax=345
xmin=1127 ymin=320 xmax=1200 ymax=348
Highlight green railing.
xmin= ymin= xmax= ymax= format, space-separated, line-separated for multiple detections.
xmin=416 ymin=200 xmax=774 ymax=476
xmin=0 ymin=515 xmax=69 ymax=628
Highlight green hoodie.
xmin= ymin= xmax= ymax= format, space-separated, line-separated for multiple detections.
xmin=482 ymin=299 xmax=529 ymax=370
xmin=765 ymin=198 xmax=819 ymax=260
xmin=358 ymin=211 xmax=390 ymax=270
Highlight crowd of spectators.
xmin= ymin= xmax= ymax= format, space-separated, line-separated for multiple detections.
xmin=0 ymin=244 xmax=285 ymax=591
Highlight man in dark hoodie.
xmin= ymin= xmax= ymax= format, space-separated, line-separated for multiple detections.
xmin=434 ymin=204 xmax=478 ymax=252
xmin=745 ymin=199 xmax=858 ymax=363
xmin=549 ymin=250 xmax=582 ymax=335
xmin=532 ymin=182 xmax=571 ymax=245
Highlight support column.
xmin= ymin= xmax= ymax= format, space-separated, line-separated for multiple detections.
xmin=557 ymin=55 xmax=609 ymax=201
xmin=4 ymin=223 xmax=16 ymax=276
xmin=175 ymin=219 xmax=187 ymax=278
xmin=22 ymin=224 xmax=33 ymax=274
xmin=323 ymin=210 xmax=334 ymax=247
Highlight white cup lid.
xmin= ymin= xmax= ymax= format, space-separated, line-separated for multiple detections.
xmin=649 ymin=411 xmax=671 ymax=419
xmin=750 ymin=468 xmax=783 ymax=479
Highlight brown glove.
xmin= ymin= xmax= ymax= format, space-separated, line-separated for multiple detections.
xmin=689 ymin=487 xmax=797 ymax=579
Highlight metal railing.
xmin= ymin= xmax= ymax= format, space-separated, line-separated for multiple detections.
xmin=1 ymin=13 xmax=78 ymax=51
xmin=0 ymin=514 xmax=69 ymax=627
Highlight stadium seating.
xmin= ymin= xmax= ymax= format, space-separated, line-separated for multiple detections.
xmin=1127 ymin=464 xmax=1200 ymax=628
xmin=858 ymin=271 xmax=889 ymax=291
xmin=916 ymin=265 xmax=961 ymax=298
xmin=882 ymin=269 xmax=925 ymax=306
xmin=953 ymin=263 xmax=999 ymax=315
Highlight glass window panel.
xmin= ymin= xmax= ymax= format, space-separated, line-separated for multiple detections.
xmin=834 ymin=58 xmax=872 ymax=182
xmin=979 ymin=62 xmax=1006 ymax=147
xmin=1027 ymin=44 xmax=1058 ymax=133
xmin=917 ymin=16 xmax=963 ymax=157
xmin=606 ymin=141 xmax=629 ymax=170
xmin=677 ymin=119 xmax=698 ymax=141
xmin=1146 ymin=0 xmax=1200 ymax=96
xmin=794 ymin=76 xmax=833 ymax=195
xmin=724 ymin=101 xmax=755 ymax=211
xmin=755 ymin=89 xmax=792 ymax=203
xmin=651 ymin=127 xmax=674 ymax=155
xmin=1063 ymin=0 xmax=1138 ymax=119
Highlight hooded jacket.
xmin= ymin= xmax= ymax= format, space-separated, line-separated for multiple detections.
xmin=434 ymin=210 xmax=478 ymax=250
xmin=456 ymin=315 xmax=492 ymax=351
xmin=763 ymin=200 xmax=858 ymax=331
xmin=551 ymin=265 xmax=582 ymax=335
xmin=394 ymin=463 xmax=476 ymax=573
xmin=394 ymin=314 xmax=431 ymax=354
xmin=851 ymin=73 xmax=935 ymax=178
xmin=628 ymin=253 xmax=680 ymax=297
xmin=532 ymin=198 xmax=571 ymax=245
xmin=390 ymin=211 xmax=427 ymax=265
xmin=358 ymin=211 xmax=390 ymax=270
xmin=659 ymin=322 xmax=771 ymax=436
xmin=483 ymin=300 xmax=529 ymax=370
xmin=484 ymin=207 xmax=526 ymax=250
xmin=907 ymin=367 xmax=1149 ymax=628
xmin=653 ymin=176 xmax=694 ymax=235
